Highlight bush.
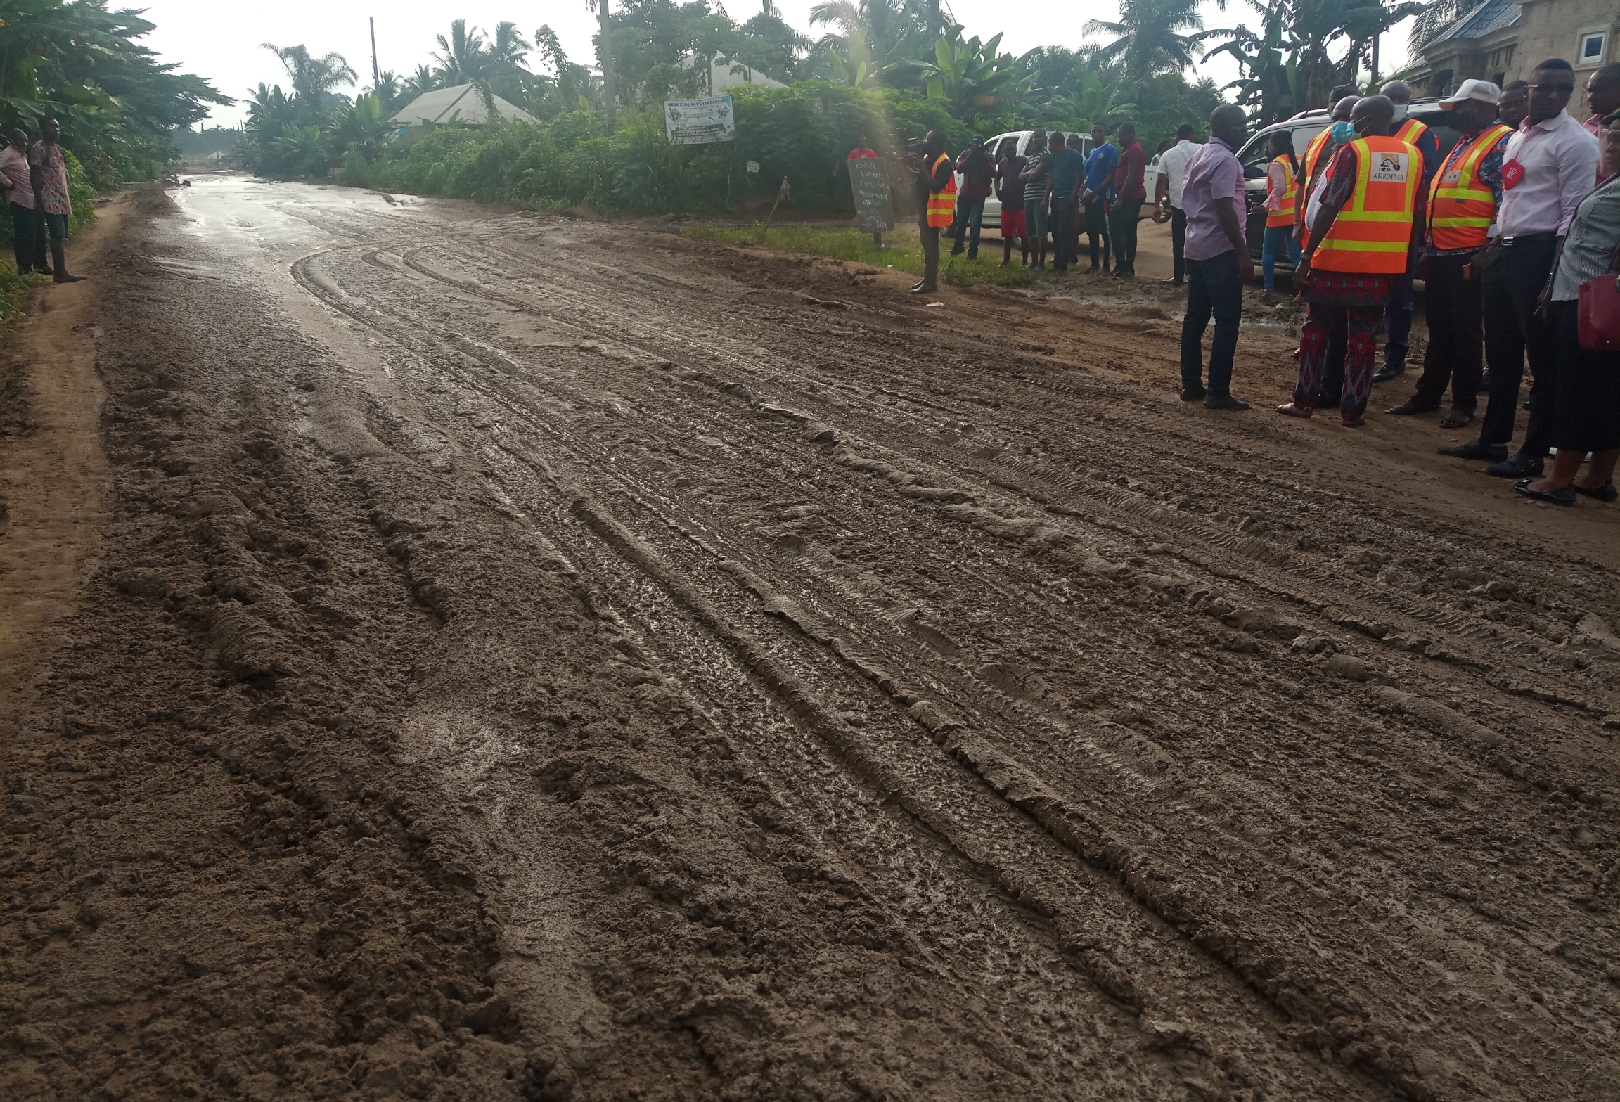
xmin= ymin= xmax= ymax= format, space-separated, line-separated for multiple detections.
xmin=351 ymin=81 xmax=974 ymax=217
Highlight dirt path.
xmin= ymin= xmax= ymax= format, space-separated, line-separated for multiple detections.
xmin=2 ymin=177 xmax=1616 ymax=1102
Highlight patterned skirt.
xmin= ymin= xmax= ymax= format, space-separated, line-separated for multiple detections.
xmin=1302 ymin=268 xmax=1394 ymax=306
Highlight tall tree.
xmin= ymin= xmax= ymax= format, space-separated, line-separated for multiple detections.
xmin=1083 ymin=0 xmax=1213 ymax=84
xmin=432 ymin=20 xmax=488 ymax=85
xmin=262 ymin=44 xmax=357 ymax=108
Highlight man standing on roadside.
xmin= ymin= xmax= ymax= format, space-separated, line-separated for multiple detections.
xmin=1154 ymin=124 xmax=1200 ymax=287
xmin=1387 ymin=81 xmax=1512 ymax=429
xmin=1583 ymin=63 xmax=1620 ymax=182
xmin=1109 ymin=122 xmax=1148 ymax=277
xmin=906 ymin=129 xmax=955 ymax=294
xmin=1373 ymin=80 xmax=1445 ymax=385
xmin=994 ymin=136 xmax=1028 ymax=267
xmin=3 ymin=129 xmax=47 ymax=276
xmin=1278 ymin=96 xmax=1422 ymax=428
xmin=1020 ymin=129 xmax=1051 ymax=272
xmin=1081 ymin=122 xmax=1118 ymax=272
xmin=1439 ymin=60 xmax=1599 ymax=476
xmin=1048 ymin=131 xmax=1087 ymax=275
xmin=1179 ymin=104 xmax=1254 ymax=410
xmin=951 ymin=136 xmax=995 ymax=259
xmin=28 ymin=117 xmax=83 ymax=284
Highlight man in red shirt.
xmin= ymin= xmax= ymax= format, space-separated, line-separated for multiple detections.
xmin=1109 ymin=122 xmax=1147 ymax=277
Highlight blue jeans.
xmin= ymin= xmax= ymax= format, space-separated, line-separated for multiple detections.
xmin=951 ymin=195 xmax=985 ymax=257
xmin=1180 ymin=252 xmax=1243 ymax=398
xmin=1261 ymin=225 xmax=1300 ymax=291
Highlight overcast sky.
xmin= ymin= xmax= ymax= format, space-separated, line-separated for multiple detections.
xmin=138 ymin=0 xmax=1413 ymax=128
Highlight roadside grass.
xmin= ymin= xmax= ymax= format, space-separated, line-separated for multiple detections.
xmin=681 ymin=222 xmax=1035 ymax=288
xmin=0 ymin=264 xmax=45 ymax=318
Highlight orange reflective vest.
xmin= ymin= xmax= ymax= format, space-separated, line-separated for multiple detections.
xmin=1426 ymin=124 xmax=1511 ymax=251
xmin=925 ymin=153 xmax=957 ymax=228
xmin=1303 ymin=126 xmax=1334 ymax=185
xmin=1266 ymin=156 xmax=1298 ymax=227
xmin=1311 ymin=137 xmax=1422 ymax=274
xmin=1393 ymin=117 xmax=1430 ymax=148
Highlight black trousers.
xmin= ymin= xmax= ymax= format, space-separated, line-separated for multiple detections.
xmin=1083 ymin=198 xmax=1110 ymax=269
xmin=1051 ymin=196 xmax=1077 ymax=272
xmin=9 ymin=201 xmax=46 ymax=273
xmin=1411 ymin=255 xmax=1484 ymax=410
xmin=1109 ymin=199 xmax=1143 ymax=275
xmin=918 ymin=220 xmax=940 ymax=288
xmin=1170 ymin=206 xmax=1186 ymax=283
xmin=1479 ymin=235 xmax=1557 ymax=452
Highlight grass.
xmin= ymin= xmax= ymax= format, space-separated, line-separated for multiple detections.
xmin=0 ymin=264 xmax=45 ymax=319
xmin=681 ymin=222 xmax=1036 ymax=288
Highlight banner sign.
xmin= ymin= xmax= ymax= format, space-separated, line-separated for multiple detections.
xmin=847 ymin=158 xmax=894 ymax=233
xmin=664 ymin=96 xmax=735 ymax=145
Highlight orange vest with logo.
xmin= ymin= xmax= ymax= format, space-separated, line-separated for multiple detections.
xmin=1267 ymin=156 xmax=1298 ymax=227
xmin=925 ymin=153 xmax=957 ymax=228
xmin=1426 ymin=124 xmax=1511 ymax=251
xmin=1303 ymin=127 xmax=1333 ymax=184
xmin=1312 ymin=137 xmax=1421 ymax=274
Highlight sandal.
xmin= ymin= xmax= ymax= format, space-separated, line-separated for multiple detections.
xmin=1513 ymin=479 xmax=1576 ymax=506
xmin=1439 ymin=407 xmax=1475 ymax=429
xmin=1275 ymin=403 xmax=1313 ymax=418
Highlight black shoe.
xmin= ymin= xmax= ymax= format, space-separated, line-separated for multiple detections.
xmin=910 ymin=283 xmax=938 ymax=295
xmin=950 ymin=246 xmax=965 ymax=256
xmin=1386 ymin=397 xmax=1440 ymax=415
xmin=1486 ymin=452 xmax=1544 ymax=479
xmin=1181 ymin=387 xmax=1207 ymax=402
xmin=1513 ymin=479 xmax=1576 ymax=506
xmin=1573 ymin=482 xmax=1619 ymax=502
xmin=1438 ymin=440 xmax=1508 ymax=461
xmin=36 ymin=266 xmax=53 ymax=276
xmin=1204 ymin=394 xmax=1250 ymax=411
xmin=1372 ymin=364 xmax=1405 ymax=383
xmin=1161 ymin=277 xmax=1183 ymax=286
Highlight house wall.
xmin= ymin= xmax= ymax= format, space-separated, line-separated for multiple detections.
xmin=1514 ymin=0 xmax=1617 ymax=115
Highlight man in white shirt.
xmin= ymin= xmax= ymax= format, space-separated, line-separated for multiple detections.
xmin=1153 ymin=124 xmax=1201 ymax=287
xmin=1440 ymin=58 xmax=1600 ymax=479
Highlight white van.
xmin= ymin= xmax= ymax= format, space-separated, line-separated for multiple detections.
xmin=956 ymin=130 xmax=1096 ymax=233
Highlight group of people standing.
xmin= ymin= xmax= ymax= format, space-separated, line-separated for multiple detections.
xmin=2 ymin=116 xmax=86 ymax=284
xmin=1176 ymin=60 xmax=1620 ymax=504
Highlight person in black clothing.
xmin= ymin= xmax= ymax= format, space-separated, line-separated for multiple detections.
xmin=951 ymin=136 xmax=994 ymax=259
xmin=906 ymin=129 xmax=953 ymax=294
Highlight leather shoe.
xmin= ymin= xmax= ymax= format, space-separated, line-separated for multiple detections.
xmin=1438 ymin=440 xmax=1507 ymax=461
xmin=1513 ymin=479 xmax=1575 ymax=505
xmin=1204 ymin=394 xmax=1250 ymax=411
xmin=1372 ymin=364 xmax=1405 ymax=383
xmin=1486 ymin=452 xmax=1544 ymax=478
xmin=1181 ymin=387 xmax=1206 ymax=402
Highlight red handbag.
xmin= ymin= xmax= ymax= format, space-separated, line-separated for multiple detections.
xmin=1578 ymin=271 xmax=1620 ymax=352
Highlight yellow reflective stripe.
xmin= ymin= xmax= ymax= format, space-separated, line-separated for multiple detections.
xmin=1434 ymin=188 xmax=1494 ymax=202
xmin=1322 ymin=239 xmax=1409 ymax=252
xmin=1431 ymin=216 xmax=1493 ymax=227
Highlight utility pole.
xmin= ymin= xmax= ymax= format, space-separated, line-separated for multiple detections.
xmin=370 ymin=17 xmax=380 ymax=89
xmin=1370 ymin=32 xmax=1381 ymax=87
xmin=927 ymin=0 xmax=941 ymax=36
xmin=598 ymin=0 xmax=616 ymax=132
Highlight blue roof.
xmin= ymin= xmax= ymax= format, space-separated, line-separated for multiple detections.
xmin=1426 ymin=0 xmax=1521 ymax=48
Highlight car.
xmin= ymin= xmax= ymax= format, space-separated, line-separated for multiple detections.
xmin=955 ymin=130 xmax=1095 ymax=233
xmin=1236 ymin=101 xmax=1460 ymax=267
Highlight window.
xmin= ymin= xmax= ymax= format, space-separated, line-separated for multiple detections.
xmin=1574 ymin=26 xmax=1609 ymax=68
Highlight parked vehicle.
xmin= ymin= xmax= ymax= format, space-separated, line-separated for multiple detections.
xmin=956 ymin=130 xmax=1095 ymax=233
xmin=1236 ymin=101 xmax=1459 ymax=267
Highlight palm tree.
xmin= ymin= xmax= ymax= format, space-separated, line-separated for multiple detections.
xmin=261 ymin=43 xmax=357 ymax=108
xmin=1083 ymin=0 xmax=1213 ymax=84
xmin=433 ymin=20 xmax=488 ymax=85
xmin=400 ymin=65 xmax=439 ymax=101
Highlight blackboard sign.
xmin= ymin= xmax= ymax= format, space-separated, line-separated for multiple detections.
xmin=848 ymin=158 xmax=894 ymax=233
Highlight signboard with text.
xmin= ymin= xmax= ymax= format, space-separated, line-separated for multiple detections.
xmin=847 ymin=158 xmax=894 ymax=233
xmin=664 ymin=96 xmax=735 ymax=145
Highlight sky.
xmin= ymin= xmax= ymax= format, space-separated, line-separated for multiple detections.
xmin=138 ymin=0 xmax=1414 ymax=129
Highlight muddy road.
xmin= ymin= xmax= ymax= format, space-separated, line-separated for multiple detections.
xmin=2 ymin=177 xmax=1617 ymax=1102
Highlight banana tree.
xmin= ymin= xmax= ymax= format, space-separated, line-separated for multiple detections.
xmin=911 ymin=28 xmax=1027 ymax=128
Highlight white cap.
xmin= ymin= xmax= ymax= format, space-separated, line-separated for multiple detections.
xmin=1439 ymin=79 xmax=1501 ymax=107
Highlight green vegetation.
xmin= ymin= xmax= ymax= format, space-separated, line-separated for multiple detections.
xmin=0 ymin=262 xmax=45 ymax=317
xmin=0 ymin=0 xmax=230 ymax=188
xmin=680 ymin=223 xmax=1035 ymax=288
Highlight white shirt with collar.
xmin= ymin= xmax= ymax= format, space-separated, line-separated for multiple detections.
xmin=1156 ymin=139 xmax=1201 ymax=209
xmin=1496 ymin=109 xmax=1600 ymax=238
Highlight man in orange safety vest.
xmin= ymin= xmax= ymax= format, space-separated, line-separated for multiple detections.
xmin=906 ymin=129 xmax=955 ymax=294
xmin=1279 ymin=96 xmax=1424 ymax=427
xmin=1373 ymin=79 xmax=1446 ymax=385
xmin=1386 ymin=79 xmax=1513 ymax=428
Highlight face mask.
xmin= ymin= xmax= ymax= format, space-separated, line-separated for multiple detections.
xmin=1331 ymin=121 xmax=1356 ymax=144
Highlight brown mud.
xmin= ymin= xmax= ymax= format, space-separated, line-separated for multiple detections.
xmin=1 ymin=177 xmax=1616 ymax=1102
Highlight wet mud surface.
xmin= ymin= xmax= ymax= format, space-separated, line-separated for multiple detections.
xmin=2 ymin=177 xmax=1617 ymax=1101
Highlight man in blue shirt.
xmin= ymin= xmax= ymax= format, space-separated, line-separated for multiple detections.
xmin=1046 ymin=131 xmax=1087 ymax=273
xmin=1081 ymin=122 xmax=1119 ymax=272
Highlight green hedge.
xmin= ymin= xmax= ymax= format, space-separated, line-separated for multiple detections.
xmin=345 ymin=81 xmax=971 ymax=215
